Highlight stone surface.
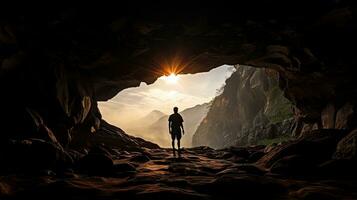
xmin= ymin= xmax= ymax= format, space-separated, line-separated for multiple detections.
xmin=256 ymin=129 xmax=346 ymax=169
xmin=79 ymin=146 xmax=114 ymax=176
xmin=334 ymin=129 xmax=357 ymax=160
xmin=1 ymin=144 xmax=357 ymax=199
xmin=0 ymin=138 xmax=67 ymax=172
xmin=335 ymin=102 xmax=355 ymax=130
xmin=270 ymin=154 xmax=316 ymax=176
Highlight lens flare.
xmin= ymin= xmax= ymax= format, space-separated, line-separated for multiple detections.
xmin=162 ymin=73 xmax=179 ymax=84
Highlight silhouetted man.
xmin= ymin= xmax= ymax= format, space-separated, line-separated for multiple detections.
xmin=168 ymin=107 xmax=184 ymax=157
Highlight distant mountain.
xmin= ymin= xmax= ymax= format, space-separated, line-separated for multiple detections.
xmin=138 ymin=110 xmax=166 ymax=126
xmin=124 ymin=102 xmax=211 ymax=147
xmin=123 ymin=110 xmax=166 ymax=130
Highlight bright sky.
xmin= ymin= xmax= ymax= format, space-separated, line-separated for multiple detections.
xmin=98 ymin=65 xmax=236 ymax=127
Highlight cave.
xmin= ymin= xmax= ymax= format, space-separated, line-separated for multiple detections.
xmin=1 ymin=1 xmax=357 ymax=199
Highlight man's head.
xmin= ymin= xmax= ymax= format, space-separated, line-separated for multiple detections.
xmin=173 ymin=107 xmax=178 ymax=113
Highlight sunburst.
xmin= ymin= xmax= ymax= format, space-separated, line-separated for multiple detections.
xmin=162 ymin=73 xmax=179 ymax=84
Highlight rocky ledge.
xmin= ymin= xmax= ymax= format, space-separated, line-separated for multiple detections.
xmin=1 ymin=125 xmax=357 ymax=199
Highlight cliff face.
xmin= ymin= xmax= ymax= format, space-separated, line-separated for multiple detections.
xmin=192 ymin=66 xmax=293 ymax=148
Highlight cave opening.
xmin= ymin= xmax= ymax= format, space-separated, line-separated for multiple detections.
xmin=98 ymin=64 xmax=294 ymax=149
xmin=99 ymin=65 xmax=236 ymax=147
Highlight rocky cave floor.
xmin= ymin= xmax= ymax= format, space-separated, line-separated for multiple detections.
xmin=1 ymin=138 xmax=357 ymax=200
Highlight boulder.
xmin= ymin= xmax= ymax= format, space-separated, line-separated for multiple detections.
xmin=130 ymin=154 xmax=151 ymax=163
xmin=300 ymin=123 xmax=319 ymax=136
xmin=248 ymin=151 xmax=265 ymax=162
xmin=290 ymin=185 xmax=347 ymax=200
xmin=257 ymin=129 xmax=346 ymax=169
xmin=334 ymin=129 xmax=357 ymax=160
xmin=0 ymin=138 xmax=66 ymax=172
xmin=317 ymin=159 xmax=357 ymax=178
xmin=270 ymin=154 xmax=316 ymax=175
xmin=264 ymin=143 xmax=277 ymax=153
xmin=79 ymin=146 xmax=114 ymax=176
xmin=91 ymin=120 xmax=160 ymax=151
xmin=114 ymin=162 xmax=136 ymax=172
xmin=228 ymin=146 xmax=250 ymax=158
xmin=203 ymin=175 xmax=286 ymax=199
xmin=335 ymin=102 xmax=355 ymax=130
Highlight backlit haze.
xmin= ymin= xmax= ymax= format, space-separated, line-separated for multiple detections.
xmin=99 ymin=65 xmax=235 ymax=134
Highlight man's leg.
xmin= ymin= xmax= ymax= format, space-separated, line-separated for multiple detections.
xmin=172 ymin=137 xmax=176 ymax=157
xmin=177 ymin=139 xmax=181 ymax=157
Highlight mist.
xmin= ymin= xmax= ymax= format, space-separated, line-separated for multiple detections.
xmin=99 ymin=65 xmax=236 ymax=147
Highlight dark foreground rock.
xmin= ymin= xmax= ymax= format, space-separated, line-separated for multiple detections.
xmin=1 ymin=141 xmax=357 ymax=200
xmin=90 ymin=120 xmax=160 ymax=150
xmin=0 ymin=138 xmax=69 ymax=173
xmin=256 ymin=129 xmax=347 ymax=175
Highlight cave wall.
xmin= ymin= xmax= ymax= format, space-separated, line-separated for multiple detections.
xmin=0 ymin=1 xmax=356 ymax=148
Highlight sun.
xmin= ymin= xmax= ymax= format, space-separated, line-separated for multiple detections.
xmin=163 ymin=73 xmax=179 ymax=84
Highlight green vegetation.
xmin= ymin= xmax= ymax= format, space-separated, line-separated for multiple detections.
xmin=256 ymin=136 xmax=292 ymax=146
xmin=264 ymin=85 xmax=293 ymax=124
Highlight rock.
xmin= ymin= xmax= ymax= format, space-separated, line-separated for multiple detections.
xmin=204 ymin=175 xmax=286 ymax=199
xmin=248 ymin=151 xmax=265 ymax=162
xmin=66 ymin=149 xmax=85 ymax=163
xmin=91 ymin=120 xmax=160 ymax=151
xmin=317 ymin=159 xmax=357 ymax=178
xmin=300 ymin=123 xmax=319 ymax=136
xmin=270 ymin=154 xmax=316 ymax=175
xmin=136 ymin=186 xmax=209 ymax=200
xmin=264 ymin=143 xmax=277 ymax=153
xmin=130 ymin=154 xmax=151 ymax=163
xmin=289 ymin=185 xmax=347 ymax=200
xmin=0 ymin=138 xmax=66 ymax=172
xmin=238 ymin=164 xmax=267 ymax=175
xmin=257 ymin=129 xmax=346 ymax=169
xmin=56 ymin=168 xmax=78 ymax=178
xmin=335 ymin=102 xmax=355 ymax=130
xmin=114 ymin=162 xmax=136 ymax=172
xmin=79 ymin=146 xmax=114 ymax=176
xmin=321 ymin=103 xmax=336 ymax=129
xmin=219 ymin=152 xmax=234 ymax=159
xmin=334 ymin=129 xmax=357 ymax=159
xmin=1 ymin=144 xmax=357 ymax=199
xmin=168 ymin=163 xmax=209 ymax=176
xmin=88 ymin=145 xmax=111 ymax=156
xmin=228 ymin=146 xmax=250 ymax=158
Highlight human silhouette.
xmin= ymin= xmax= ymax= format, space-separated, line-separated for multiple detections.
xmin=168 ymin=107 xmax=184 ymax=157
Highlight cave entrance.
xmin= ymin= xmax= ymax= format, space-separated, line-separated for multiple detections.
xmin=99 ymin=65 xmax=294 ymax=149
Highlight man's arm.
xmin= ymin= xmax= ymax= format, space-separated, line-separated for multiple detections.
xmin=180 ymin=115 xmax=185 ymax=134
xmin=168 ymin=121 xmax=172 ymax=134
xmin=181 ymin=123 xmax=184 ymax=134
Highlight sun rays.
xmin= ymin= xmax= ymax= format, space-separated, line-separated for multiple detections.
xmin=161 ymin=73 xmax=179 ymax=84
